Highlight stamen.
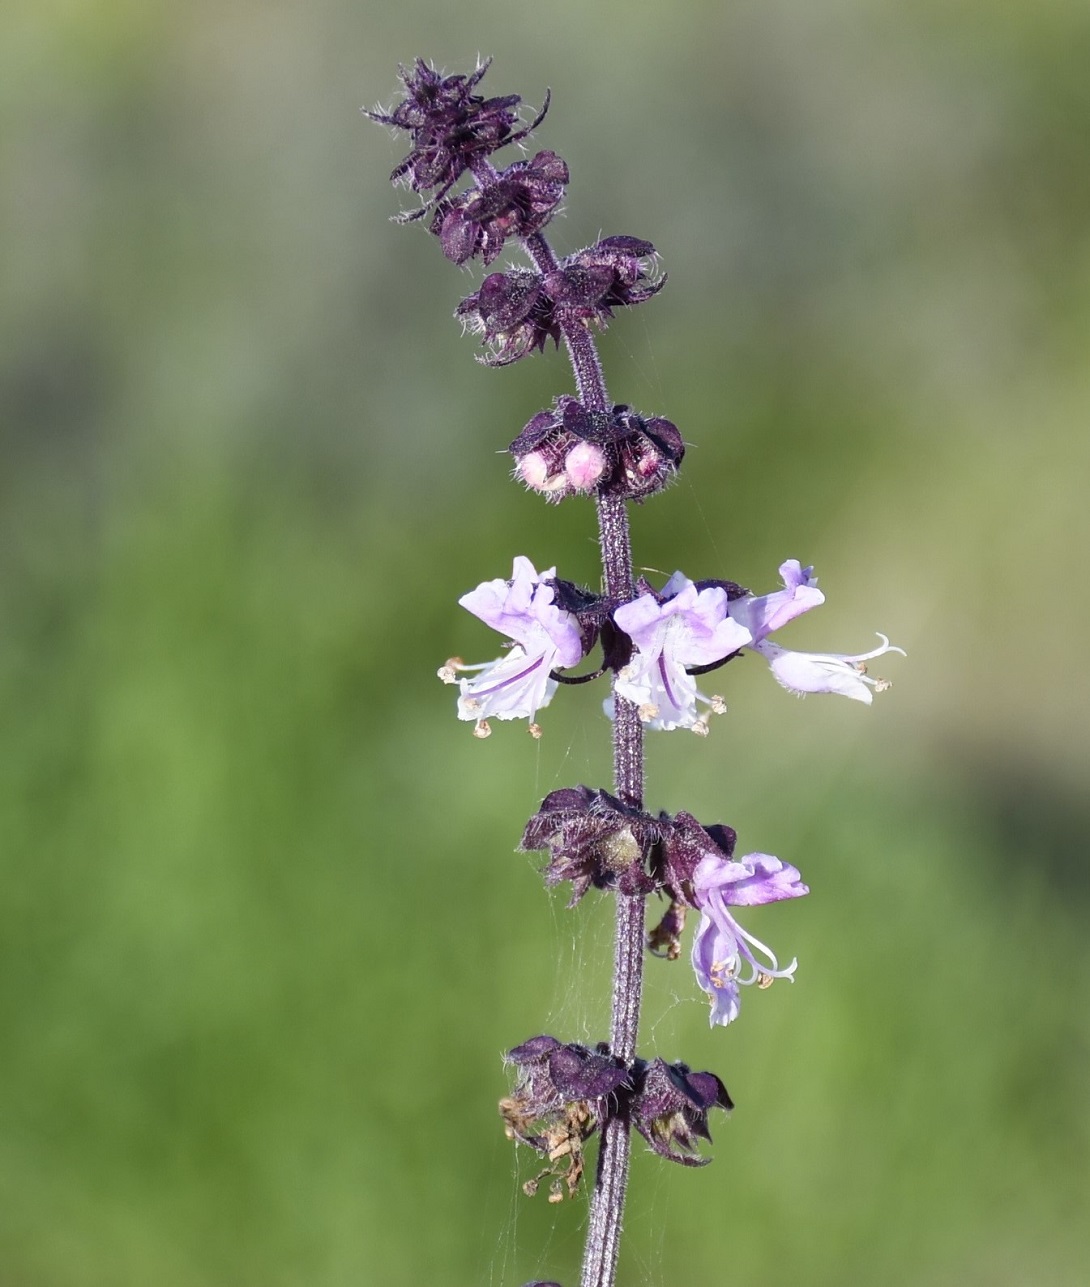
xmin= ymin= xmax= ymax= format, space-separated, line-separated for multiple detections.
xmin=440 ymin=656 xmax=495 ymax=681
xmin=472 ymin=719 xmax=492 ymax=739
xmin=733 ymin=921 xmax=798 ymax=981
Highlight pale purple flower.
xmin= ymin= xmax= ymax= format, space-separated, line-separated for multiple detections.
xmin=612 ymin=574 xmax=752 ymax=732
xmin=727 ymin=559 xmax=825 ymax=641
xmin=751 ymin=634 xmax=906 ymax=704
xmin=439 ymin=556 xmax=584 ymax=737
xmin=732 ymin=559 xmax=904 ymax=703
xmin=690 ymin=851 xmax=808 ymax=1027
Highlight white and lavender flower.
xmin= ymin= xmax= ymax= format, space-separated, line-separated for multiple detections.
xmin=611 ymin=559 xmax=903 ymax=728
xmin=440 ymin=556 xmax=584 ymax=738
xmin=690 ymin=851 xmax=809 ymax=1027
xmin=726 ymin=558 xmax=826 ymax=640
xmin=612 ymin=574 xmax=752 ymax=732
xmin=751 ymin=633 xmax=906 ymax=703
xmin=731 ymin=558 xmax=905 ymax=703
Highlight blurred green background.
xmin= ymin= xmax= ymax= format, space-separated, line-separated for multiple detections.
xmin=3 ymin=1 xmax=1089 ymax=1284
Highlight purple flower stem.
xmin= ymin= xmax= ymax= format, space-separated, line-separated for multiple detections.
xmin=517 ymin=220 xmax=646 ymax=1287
xmin=580 ymin=693 xmax=646 ymax=1287
xmin=522 ymin=230 xmax=610 ymax=416
xmin=464 ymin=151 xmax=645 ymax=1282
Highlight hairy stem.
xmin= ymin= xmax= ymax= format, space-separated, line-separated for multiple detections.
xmin=520 ymin=217 xmax=647 ymax=1287
xmin=580 ymin=509 xmax=644 ymax=1287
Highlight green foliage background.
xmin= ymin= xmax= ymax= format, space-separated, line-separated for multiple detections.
xmin=3 ymin=2 xmax=1089 ymax=1284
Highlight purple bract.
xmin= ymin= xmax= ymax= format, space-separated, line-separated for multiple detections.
xmin=367 ymin=58 xmax=548 ymax=214
xmin=456 ymin=237 xmax=664 ymax=366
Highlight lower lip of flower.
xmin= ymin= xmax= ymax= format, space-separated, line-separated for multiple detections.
xmin=465 ymin=654 xmax=546 ymax=700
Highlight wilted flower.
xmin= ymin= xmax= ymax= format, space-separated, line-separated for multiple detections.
xmin=501 ymin=1035 xmax=630 ymax=1200
xmin=501 ymin=1036 xmax=733 ymax=1186
xmin=520 ymin=786 xmax=665 ymax=902
xmin=439 ymin=557 xmax=585 ymax=737
xmin=630 ymin=1058 xmax=733 ymax=1165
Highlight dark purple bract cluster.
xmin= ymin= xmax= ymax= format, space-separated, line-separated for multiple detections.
xmin=435 ymin=150 xmax=568 ymax=264
xmin=457 ymin=236 xmax=665 ymax=366
xmin=503 ymin=1035 xmax=733 ymax=1175
xmin=366 ymin=58 xmax=548 ymax=213
xmin=509 ymin=395 xmax=683 ymax=502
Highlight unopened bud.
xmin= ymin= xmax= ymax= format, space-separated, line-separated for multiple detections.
xmin=564 ymin=441 xmax=607 ymax=492
xmin=518 ymin=451 xmax=552 ymax=489
xmin=633 ymin=444 xmax=662 ymax=478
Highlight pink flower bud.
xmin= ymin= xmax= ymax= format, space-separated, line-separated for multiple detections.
xmin=564 ymin=441 xmax=607 ymax=492
xmin=635 ymin=444 xmax=662 ymax=478
xmin=518 ymin=451 xmax=553 ymax=490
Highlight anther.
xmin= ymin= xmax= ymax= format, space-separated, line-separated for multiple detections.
xmin=437 ymin=657 xmax=463 ymax=683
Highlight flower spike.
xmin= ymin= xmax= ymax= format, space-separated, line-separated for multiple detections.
xmin=370 ymin=59 xmax=901 ymax=1287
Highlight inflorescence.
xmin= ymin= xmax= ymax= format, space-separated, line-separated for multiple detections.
xmin=368 ymin=56 xmax=903 ymax=1287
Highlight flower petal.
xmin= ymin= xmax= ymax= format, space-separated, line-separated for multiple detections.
xmin=753 ymin=634 xmax=905 ymax=703
xmin=728 ymin=559 xmax=825 ymax=641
